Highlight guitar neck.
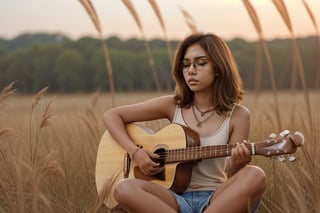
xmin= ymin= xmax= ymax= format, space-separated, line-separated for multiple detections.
xmin=165 ymin=143 xmax=255 ymax=163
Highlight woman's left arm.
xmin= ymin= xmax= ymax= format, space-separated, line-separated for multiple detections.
xmin=225 ymin=105 xmax=251 ymax=178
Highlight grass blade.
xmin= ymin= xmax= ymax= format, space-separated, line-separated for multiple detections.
xmin=79 ymin=0 xmax=116 ymax=106
xmin=242 ymin=0 xmax=282 ymax=130
xmin=179 ymin=6 xmax=198 ymax=33
xmin=121 ymin=0 xmax=161 ymax=92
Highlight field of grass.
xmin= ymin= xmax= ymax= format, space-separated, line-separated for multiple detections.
xmin=0 ymin=87 xmax=319 ymax=213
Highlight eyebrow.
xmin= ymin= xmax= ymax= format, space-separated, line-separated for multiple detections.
xmin=183 ymin=56 xmax=209 ymax=60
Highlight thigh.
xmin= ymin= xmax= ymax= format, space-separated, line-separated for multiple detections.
xmin=117 ymin=178 xmax=179 ymax=210
xmin=205 ymin=166 xmax=266 ymax=213
xmin=212 ymin=165 xmax=265 ymax=198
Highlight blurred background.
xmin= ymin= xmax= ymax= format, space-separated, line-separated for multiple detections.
xmin=0 ymin=1 xmax=319 ymax=213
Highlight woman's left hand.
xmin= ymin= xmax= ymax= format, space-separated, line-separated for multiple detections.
xmin=230 ymin=142 xmax=251 ymax=168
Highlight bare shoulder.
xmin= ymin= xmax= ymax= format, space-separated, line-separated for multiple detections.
xmin=230 ymin=104 xmax=250 ymax=125
xmin=232 ymin=104 xmax=250 ymax=117
xmin=228 ymin=104 xmax=250 ymax=143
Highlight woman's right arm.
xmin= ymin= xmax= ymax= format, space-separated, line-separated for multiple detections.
xmin=103 ymin=95 xmax=176 ymax=175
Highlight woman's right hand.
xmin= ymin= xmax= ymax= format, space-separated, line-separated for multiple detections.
xmin=133 ymin=149 xmax=162 ymax=176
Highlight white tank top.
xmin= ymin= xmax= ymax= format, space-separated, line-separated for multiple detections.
xmin=172 ymin=107 xmax=232 ymax=191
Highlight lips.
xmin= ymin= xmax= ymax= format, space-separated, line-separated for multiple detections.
xmin=188 ymin=78 xmax=199 ymax=85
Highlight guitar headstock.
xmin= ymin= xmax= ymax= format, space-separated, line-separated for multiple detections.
xmin=254 ymin=130 xmax=304 ymax=161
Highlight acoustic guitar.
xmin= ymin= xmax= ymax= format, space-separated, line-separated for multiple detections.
xmin=95 ymin=123 xmax=304 ymax=208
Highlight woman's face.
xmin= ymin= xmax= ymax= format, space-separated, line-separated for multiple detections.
xmin=182 ymin=44 xmax=216 ymax=93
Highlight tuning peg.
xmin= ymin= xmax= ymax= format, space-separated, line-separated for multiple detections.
xmin=278 ymin=155 xmax=286 ymax=162
xmin=288 ymin=155 xmax=296 ymax=162
xmin=269 ymin=133 xmax=277 ymax=139
xmin=280 ymin=130 xmax=290 ymax=137
xmin=294 ymin=131 xmax=305 ymax=145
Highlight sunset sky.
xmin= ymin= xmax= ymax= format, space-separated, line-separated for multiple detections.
xmin=1 ymin=0 xmax=320 ymax=41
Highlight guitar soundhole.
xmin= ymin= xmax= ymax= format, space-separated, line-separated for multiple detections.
xmin=152 ymin=148 xmax=166 ymax=180
xmin=153 ymin=148 xmax=166 ymax=167
xmin=133 ymin=147 xmax=167 ymax=181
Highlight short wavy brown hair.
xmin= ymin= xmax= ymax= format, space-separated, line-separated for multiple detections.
xmin=172 ymin=33 xmax=244 ymax=115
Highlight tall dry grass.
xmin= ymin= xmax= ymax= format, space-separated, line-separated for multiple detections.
xmin=121 ymin=0 xmax=161 ymax=92
xmin=0 ymin=85 xmax=105 ymax=212
xmin=148 ymin=0 xmax=173 ymax=64
xmin=79 ymin=0 xmax=115 ymax=106
xmin=300 ymin=0 xmax=320 ymax=89
xmin=0 ymin=85 xmax=319 ymax=213
xmin=271 ymin=0 xmax=313 ymax=131
xmin=242 ymin=0 xmax=282 ymax=131
xmin=148 ymin=0 xmax=174 ymax=90
xmin=1 ymin=1 xmax=319 ymax=212
xmin=179 ymin=6 xmax=199 ymax=34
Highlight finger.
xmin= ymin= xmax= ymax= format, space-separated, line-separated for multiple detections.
xmin=231 ymin=144 xmax=241 ymax=161
xmin=234 ymin=143 xmax=247 ymax=162
xmin=145 ymin=166 xmax=162 ymax=176
xmin=147 ymin=150 xmax=160 ymax=158
xmin=235 ymin=142 xmax=243 ymax=153
xmin=231 ymin=143 xmax=239 ymax=155
xmin=238 ymin=143 xmax=251 ymax=163
xmin=240 ymin=143 xmax=251 ymax=157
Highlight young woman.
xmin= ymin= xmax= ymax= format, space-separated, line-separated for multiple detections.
xmin=103 ymin=33 xmax=267 ymax=213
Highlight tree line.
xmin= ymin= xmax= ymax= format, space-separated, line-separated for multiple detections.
xmin=0 ymin=33 xmax=319 ymax=93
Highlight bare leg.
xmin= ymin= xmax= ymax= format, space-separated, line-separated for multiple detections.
xmin=114 ymin=179 xmax=179 ymax=213
xmin=204 ymin=165 xmax=267 ymax=213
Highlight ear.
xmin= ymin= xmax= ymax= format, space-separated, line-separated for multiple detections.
xmin=214 ymin=67 xmax=219 ymax=76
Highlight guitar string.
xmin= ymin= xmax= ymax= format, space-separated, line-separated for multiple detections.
xmin=154 ymin=144 xmax=240 ymax=159
xmin=150 ymin=138 xmax=283 ymax=159
xmin=153 ymin=143 xmax=260 ymax=160
xmin=155 ymin=144 xmax=239 ymax=155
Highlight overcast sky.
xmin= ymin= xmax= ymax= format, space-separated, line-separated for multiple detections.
xmin=1 ymin=0 xmax=320 ymax=41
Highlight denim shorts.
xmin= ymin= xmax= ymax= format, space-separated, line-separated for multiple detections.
xmin=171 ymin=191 xmax=214 ymax=213
xmin=171 ymin=190 xmax=260 ymax=213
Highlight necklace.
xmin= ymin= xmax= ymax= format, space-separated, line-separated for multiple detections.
xmin=192 ymin=104 xmax=215 ymax=128
xmin=194 ymin=104 xmax=215 ymax=116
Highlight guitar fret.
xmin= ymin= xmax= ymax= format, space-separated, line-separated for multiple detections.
xmin=152 ymin=143 xmax=260 ymax=165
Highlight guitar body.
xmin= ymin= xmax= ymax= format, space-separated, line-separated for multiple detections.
xmin=95 ymin=123 xmax=199 ymax=209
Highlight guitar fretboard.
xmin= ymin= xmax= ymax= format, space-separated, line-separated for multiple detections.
xmin=164 ymin=144 xmax=254 ymax=163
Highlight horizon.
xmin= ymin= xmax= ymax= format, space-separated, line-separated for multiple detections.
xmin=1 ymin=31 xmax=319 ymax=43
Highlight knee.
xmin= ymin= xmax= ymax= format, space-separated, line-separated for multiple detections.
xmin=114 ymin=179 xmax=135 ymax=204
xmin=243 ymin=165 xmax=267 ymax=194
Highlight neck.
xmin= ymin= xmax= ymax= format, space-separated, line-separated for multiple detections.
xmin=162 ymin=144 xmax=249 ymax=163
xmin=193 ymin=93 xmax=214 ymax=111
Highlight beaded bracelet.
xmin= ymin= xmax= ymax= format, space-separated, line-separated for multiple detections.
xmin=131 ymin=146 xmax=142 ymax=161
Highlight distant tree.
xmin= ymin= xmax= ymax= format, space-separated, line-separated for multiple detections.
xmin=1 ymin=48 xmax=34 ymax=91
xmin=53 ymin=49 xmax=85 ymax=92
xmin=31 ymin=44 xmax=64 ymax=91
xmin=0 ymin=33 xmax=319 ymax=92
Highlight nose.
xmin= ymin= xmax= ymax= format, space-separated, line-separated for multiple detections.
xmin=186 ymin=62 xmax=196 ymax=73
